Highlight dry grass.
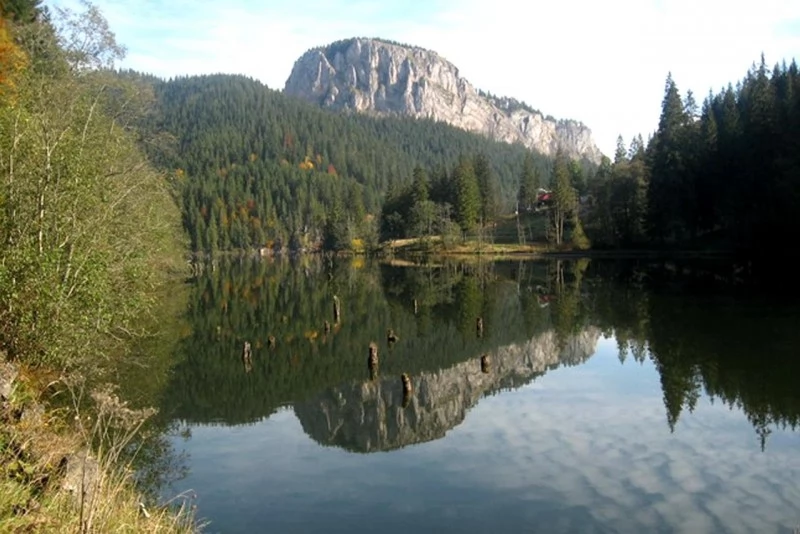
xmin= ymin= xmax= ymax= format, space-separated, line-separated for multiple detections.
xmin=384 ymin=235 xmax=549 ymax=257
xmin=0 ymin=367 xmax=202 ymax=533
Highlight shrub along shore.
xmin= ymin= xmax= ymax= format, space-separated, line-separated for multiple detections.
xmin=0 ymin=3 xmax=199 ymax=532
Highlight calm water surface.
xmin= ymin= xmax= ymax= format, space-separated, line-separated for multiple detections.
xmin=154 ymin=258 xmax=800 ymax=534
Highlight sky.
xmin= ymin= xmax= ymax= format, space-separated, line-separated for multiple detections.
xmin=45 ymin=0 xmax=800 ymax=157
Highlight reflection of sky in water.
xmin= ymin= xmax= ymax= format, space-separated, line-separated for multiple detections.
xmin=169 ymin=336 xmax=800 ymax=534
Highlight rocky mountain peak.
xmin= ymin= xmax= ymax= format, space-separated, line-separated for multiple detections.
xmin=284 ymin=37 xmax=604 ymax=163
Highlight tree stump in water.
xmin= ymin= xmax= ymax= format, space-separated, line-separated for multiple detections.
xmin=368 ymin=342 xmax=379 ymax=379
xmin=401 ymin=373 xmax=413 ymax=408
xmin=386 ymin=328 xmax=399 ymax=344
xmin=333 ymin=295 xmax=341 ymax=324
xmin=401 ymin=373 xmax=412 ymax=393
xmin=242 ymin=341 xmax=253 ymax=373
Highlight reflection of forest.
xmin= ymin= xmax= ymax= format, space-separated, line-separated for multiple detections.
xmin=295 ymin=327 xmax=600 ymax=452
xmin=159 ymin=256 xmax=800 ymax=450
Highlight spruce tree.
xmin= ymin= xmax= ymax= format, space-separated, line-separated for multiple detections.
xmin=453 ymin=156 xmax=480 ymax=233
xmin=517 ymin=152 xmax=540 ymax=212
xmin=647 ymin=72 xmax=688 ymax=242
xmin=474 ymin=153 xmax=499 ymax=224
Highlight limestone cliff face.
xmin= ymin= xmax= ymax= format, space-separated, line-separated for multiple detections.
xmin=293 ymin=327 xmax=601 ymax=453
xmin=283 ymin=38 xmax=604 ymax=163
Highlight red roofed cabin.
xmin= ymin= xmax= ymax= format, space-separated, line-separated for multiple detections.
xmin=536 ymin=189 xmax=552 ymax=209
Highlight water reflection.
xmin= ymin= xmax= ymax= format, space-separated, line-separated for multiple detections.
xmin=295 ymin=327 xmax=600 ymax=453
xmin=156 ymin=256 xmax=800 ymax=533
xmin=161 ymin=256 xmax=800 ymax=448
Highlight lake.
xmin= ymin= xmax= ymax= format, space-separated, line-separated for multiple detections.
xmin=149 ymin=257 xmax=800 ymax=533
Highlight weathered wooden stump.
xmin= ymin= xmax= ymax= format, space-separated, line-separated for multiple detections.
xmin=401 ymin=373 xmax=412 ymax=393
xmin=480 ymin=354 xmax=490 ymax=374
xmin=333 ymin=295 xmax=341 ymax=324
xmin=368 ymin=342 xmax=379 ymax=378
xmin=242 ymin=341 xmax=253 ymax=373
xmin=386 ymin=328 xmax=399 ymax=344
xmin=401 ymin=373 xmax=413 ymax=408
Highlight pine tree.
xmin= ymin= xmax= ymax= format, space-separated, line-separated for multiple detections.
xmin=647 ymin=72 xmax=689 ymax=242
xmin=474 ymin=153 xmax=499 ymax=224
xmin=411 ymin=165 xmax=429 ymax=205
xmin=549 ymin=150 xmax=577 ymax=246
xmin=517 ymin=152 xmax=540 ymax=212
xmin=614 ymin=135 xmax=628 ymax=164
xmin=453 ymin=156 xmax=480 ymax=233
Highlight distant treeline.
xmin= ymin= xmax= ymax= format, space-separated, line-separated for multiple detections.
xmin=587 ymin=55 xmax=800 ymax=255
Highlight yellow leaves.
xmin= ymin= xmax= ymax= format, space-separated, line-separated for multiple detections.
xmin=298 ymin=156 xmax=314 ymax=171
xmin=351 ymin=256 xmax=365 ymax=270
xmin=0 ymin=17 xmax=28 ymax=104
xmin=350 ymin=238 xmax=365 ymax=254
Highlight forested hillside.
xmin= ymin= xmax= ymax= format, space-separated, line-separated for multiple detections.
xmin=588 ymin=56 xmax=800 ymax=255
xmin=142 ymin=74 xmax=567 ymax=253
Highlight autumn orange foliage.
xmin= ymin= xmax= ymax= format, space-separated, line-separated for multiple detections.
xmin=0 ymin=16 xmax=28 ymax=102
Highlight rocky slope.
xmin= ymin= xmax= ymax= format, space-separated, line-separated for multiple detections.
xmin=284 ymin=38 xmax=604 ymax=163
xmin=293 ymin=327 xmax=601 ymax=452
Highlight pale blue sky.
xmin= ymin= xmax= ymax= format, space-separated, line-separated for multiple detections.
xmin=45 ymin=0 xmax=800 ymax=157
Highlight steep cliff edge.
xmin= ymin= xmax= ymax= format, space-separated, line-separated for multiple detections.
xmin=293 ymin=327 xmax=601 ymax=453
xmin=284 ymin=38 xmax=604 ymax=163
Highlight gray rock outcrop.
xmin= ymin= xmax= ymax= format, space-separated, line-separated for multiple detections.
xmin=0 ymin=359 xmax=17 ymax=402
xmin=294 ymin=327 xmax=601 ymax=452
xmin=284 ymin=38 xmax=604 ymax=163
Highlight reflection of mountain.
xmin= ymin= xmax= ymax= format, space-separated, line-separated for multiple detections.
xmin=294 ymin=327 xmax=601 ymax=453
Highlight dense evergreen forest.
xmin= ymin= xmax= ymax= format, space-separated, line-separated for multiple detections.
xmin=587 ymin=56 xmax=800 ymax=255
xmin=140 ymin=74 xmax=587 ymax=253
xmin=141 ymin=55 xmax=800 ymax=258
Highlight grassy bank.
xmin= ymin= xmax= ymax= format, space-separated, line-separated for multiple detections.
xmin=0 ymin=360 xmax=199 ymax=533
